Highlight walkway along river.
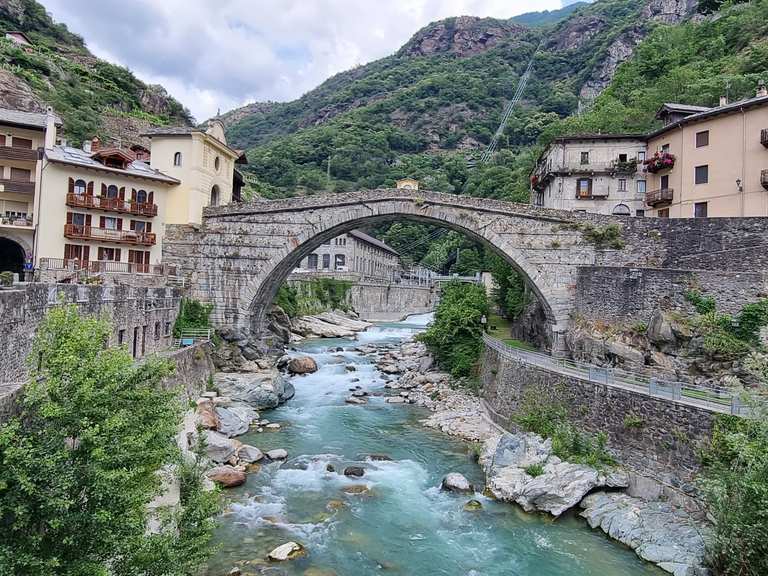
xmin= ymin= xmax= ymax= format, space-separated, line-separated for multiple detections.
xmin=204 ymin=314 xmax=663 ymax=575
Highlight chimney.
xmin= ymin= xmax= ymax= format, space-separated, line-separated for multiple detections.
xmin=91 ymin=136 xmax=101 ymax=153
xmin=719 ymin=95 xmax=728 ymax=107
xmin=758 ymin=79 xmax=768 ymax=98
xmin=44 ymin=106 xmax=57 ymax=149
xmin=82 ymin=139 xmax=92 ymax=153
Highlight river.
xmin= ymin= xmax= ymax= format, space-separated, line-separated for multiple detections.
xmin=205 ymin=314 xmax=662 ymax=576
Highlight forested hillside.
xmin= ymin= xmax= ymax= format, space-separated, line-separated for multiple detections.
xmin=0 ymin=0 xmax=192 ymax=146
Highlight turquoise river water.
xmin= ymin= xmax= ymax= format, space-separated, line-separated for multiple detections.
xmin=205 ymin=314 xmax=663 ymax=576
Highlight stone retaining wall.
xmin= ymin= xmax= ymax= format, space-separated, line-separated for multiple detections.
xmin=349 ymin=283 xmax=434 ymax=320
xmin=160 ymin=343 xmax=215 ymax=401
xmin=575 ymin=266 xmax=768 ymax=323
xmin=479 ymin=345 xmax=716 ymax=486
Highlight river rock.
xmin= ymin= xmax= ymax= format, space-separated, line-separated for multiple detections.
xmin=214 ymin=370 xmax=292 ymax=409
xmin=207 ymin=465 xmax=246 ymax=488
xmin=386 ymin=397 xmax=408 ymax=404
xmin=287 ymin=356 xmax=318 ymax=375
xmin=480 ymin=433 xmax=628 ymax=517
xmin=215 ymin=404 xmax=257 ymax=437
xmin=464 ymin=499 xmax=483 ymax=511
xmin=267 ymin=448 xmax=288 ymax=461
xmin=351 ymin=390 xmax=367 ymax=397
xmin=195 ymin=398 xmax=219 ymax=429
xmin=440 ymin=473 xmax=474 ymax=494
xmin=204 ymin=430 xmax=242 ymax=463
xmin=344 ymin=466 xmax=365 ymax=477
xmin=580 ymin=492 xmax=709 ymax=576
xmin=345 ymin=396 xmax=367 ymax=405
xmin=268 ymin=541 xmax=305 ymax=561
xmin=237 ymin=444 xmax=264 ymax=463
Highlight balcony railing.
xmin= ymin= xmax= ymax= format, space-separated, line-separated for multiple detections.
xmin=0 ymin=215 xmax=33 ymax=228
xmin=63 ymin=224 xmax=156 ymax=246
xmin=761 ymin=129 xmax=768 ymax=148
xmin=645 ymin=188 xmax=674 ymax=206
xmin=0 ymin=145 xmax=38 ymax=162
xmin=39 ymin=257 xmax=176 ymax=275
xmin=762 ymin=170 xmax=768 ymax=191
xmin=0 ymin=178 xmax=35 ymax=194
xmin=65 ymin=193 xmax=158 ymax=217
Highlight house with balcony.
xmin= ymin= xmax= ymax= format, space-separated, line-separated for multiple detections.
xmin=35 ymin=138 xmax=179 ymax=275
xmin=0 ymin=107 xmax=60 ymax=275
xmin=645 ymin=88 xmax=768 ymax=218
xmin=531 ymin=134 xmax=649 ymax=217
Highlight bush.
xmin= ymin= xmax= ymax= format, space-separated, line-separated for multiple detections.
xmin=173 ymin=298 xmax=213 ymax=338
xmin=525 ymin=463 xmax=545 ymax=477
xmin=418 ymin=281 xmax=489 ymax=378
xmin=275 ymin=284 xmax=299 ymax=317
xmin=686 ymin=290 xmax=717 ymax=315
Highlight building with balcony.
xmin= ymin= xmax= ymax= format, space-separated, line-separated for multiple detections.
xmin=644 ymin=89 xmax=768 ymax=218
xmin=295 ymin=230 xmax=403 ymax=283
xmin=142 ymin=120 xmax=247 ymax=225
xmin=0 ymin=107 xmax=60 ymax=275
xmin=531 ymin=135 xmax=648 ymax=217
xmin=35 ymin=140 xmax=179 ymax=274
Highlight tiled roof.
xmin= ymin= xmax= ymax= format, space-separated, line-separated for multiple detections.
xmin=649 ymin=95 xmax=768 ymax=138
xmin=657 ymin=103 xmax=712 ymax=115
xmin=0 ymin=107 xmax=61 ymax=130
xmin=349 ymin=230 xmax=400 ymax=256
xmin=45 ymin=146 xmax=179 ymax=184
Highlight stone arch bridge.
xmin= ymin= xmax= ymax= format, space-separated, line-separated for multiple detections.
xmin=162 ymin=189 xmax=768 ymax=354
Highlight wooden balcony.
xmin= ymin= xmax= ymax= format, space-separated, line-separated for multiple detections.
xmin=761 ymin=129 xmax=768 ymax=148
xmin=0 ymin=145 xmax=38 ymax=162
xmin=0 ymin=178 xmax=35 ymax=195
xmin=65 ymin=193 xmax=158 ymax=217
xmin=64 ymin=224 xmax=156 ymax=246
xmin=645 ymin=188 xmax=674 ymax=207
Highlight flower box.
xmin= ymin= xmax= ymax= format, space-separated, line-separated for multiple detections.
xmin=644 ymin=151 xmax=676 ymax=173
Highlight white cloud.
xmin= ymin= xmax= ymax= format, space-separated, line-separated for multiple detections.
xmin=41 ymin=0 xmax=562 ymax=121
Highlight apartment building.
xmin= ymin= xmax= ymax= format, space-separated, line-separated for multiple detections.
xmin=531 ymin=135 xmax=648 ymax=216
xmin=296 ymin=230 xmax=403 ymax=282
xmin=645 ymin=92 xmax=768 ymax=218
xmin=0 ymin=107 xmax=60 ymax=275
xmin=143 ymin=120 xmax=247 ymax=225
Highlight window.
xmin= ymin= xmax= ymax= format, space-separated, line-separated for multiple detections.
xmin=576 ymin=178 xmax=592 ymax=198
xmin=136 ymin=189 xmax=148 ymax=203
xmin=618 ymin=154 xmax=628 ymax=162
xmin=10 ymin=167 xmax=31 ymax=182
xmin=164 ymin=322 xmax=171 ymax=337
xmin=155 ymin=321 xmax=161 ymax=339
xmin=118 ymin=329 xmax=126 ymax=345
xmin=580 ymin=151 xmax=589 ymax=165
xmin=612 ymin=204 xmax=631 ymax=216
xmin=98 ymin=247 xmax=120 ymax=261
xmin=322 ymin=253 xmax=330 ymax=269
xmin=335 ymin=254 xmax=346 ymax=269
xmin=74 ymin=179 xmax=87 ymax=195
xmin=694 ymin=202 xmax=708 ymax=218
xmin=132 ymin=220 xmax=147 ymax=233
xmin=658 ymin=208 xmax=670 ymax=218
xmin=11 ymin=137 xmax=32 ymax=149
xmin=307 ymin=254 xmax=318 ymax=269
xmin=660 ymin=174 xmax=670 ymax=189
xmin=106 ymin=184 xmax=119 ymax=199
xmin=635 ymin=209 xmax=645 ymax=217
xmin=103 ymin=217 xmax=118 ymax=230
xmin=71 ymin=213 xmax=86 ymax=226
xmin=694 ymin=165 xmax=709 ymax=185
xmin=661 ymin=144 xmax=670 ymax=153
xmin=695 ymin=130 xmax=709 ymax=148
xmin=214 ymin=156 xmax=221 ymax=171
xmin=637 ymin=180 xmax=647 ymax=194
xmin=638 ymin=151 xmax=646 ymax=162
xmin=173 ymin=152 xmax=182 ymax=166
xmin=618 ymin=179 xmax=627 ymax=192
xmin=210 ymin=185 xmax=220 ymax=207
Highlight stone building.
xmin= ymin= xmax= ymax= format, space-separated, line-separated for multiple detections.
xmin=531 ymin=135 xmax=648 ymax=217
xmin=396 ymin=178 xmax=419 ymax=190
xmin=645 ymin=91 xmax=768 ymax=218
xmin=295 ymin=230 xmax=402 ymax=282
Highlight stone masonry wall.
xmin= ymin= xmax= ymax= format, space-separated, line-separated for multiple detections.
xmin=348 ymin=283 xmax=434 ymax=320
xmin=479 ymin=345 xmax=716 ymax=487
xmin=0 ymin=283 xmax=181 ymax=420
xmin=575 ymin=266 xmax=768 ymax=324
xmin=159 ymin=342 xmax=215 ymax=402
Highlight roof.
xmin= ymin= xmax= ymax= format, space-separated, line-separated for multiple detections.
xmin=141 ymin=125 xmax=240 ymax=157
xmin=550 ymin=133 xmax=646 ymax=143
xmin=45 ymin=146 xmax=179 ymax=184
xmin=0 ymin=107 xmax=62 ymax=130
xmin=348 ymin=230 xmax=400 ymax=256
xmin=649 ymin=94 xmax=768 ymax=139
xmin=656 ymin=103 xmax=712 ymax=118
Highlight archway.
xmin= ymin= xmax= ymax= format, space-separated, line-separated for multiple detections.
xmin=0 ymin=237 xmax=25 ymax=275
xmin=210 ymin=185 xmax=220 ymax=207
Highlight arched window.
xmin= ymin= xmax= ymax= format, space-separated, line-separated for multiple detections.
xmin=612 ymin=203 xmax=631 ymax=216
xmin=173 ymin=152 xmax=182 ymax=166
xmin=214 ymin=156 xmax=221 ymax=171
xmin=106 ymin=185 xmax=118 ymax=199
xmin=74 ymin=179 xmax=87 ymax=195
xmin=210 ymin=185 xmax=220 ymax=207
xmin=136 ymin=189 xmax=148 ymax=204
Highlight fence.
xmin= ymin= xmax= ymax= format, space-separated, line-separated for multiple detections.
xmin=174 ymin=328 xmax=213 ymax=348
xmin=39 ymin=258 xmax=180 ymax=276
xmin=482 ymin=334 xmax=747 ymax=415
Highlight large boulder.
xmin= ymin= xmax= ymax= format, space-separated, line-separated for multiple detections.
xmin=214 ymin=370 xmax=292 ymax=409
xmin=195 ymin=399 xmax=219 ymax=429
xmin=440 ymin=473 xmax=474 ymax=494
xmin=267 ymin=304 xmax=292 ymax=344
xmin=647 ymin=309 xmax=677 ymax=347
xmin=287 ymin=356 xmax=318 ymax=375
xmin=204 ymin=430 xmax=241 ymax=463
xmin=215 ymin=404 xmax=257 ymax=437
xmin=207 ymin=465 xmax=246 ymax=488
xmin=237 ymin=444 xmax=264 ymax=463
xmin=268 ymin=541 xmax=305 ymax=561
xmin=606 ymin=338 xmax=645 ymax=366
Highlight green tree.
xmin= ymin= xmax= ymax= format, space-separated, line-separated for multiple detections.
xmin=488 ymin=252 xmax=530 ymax=320
xmin=0 ymin=305 xmax=218 ymax=575
xmin=418 ymin=281 xmax=489 ymax=377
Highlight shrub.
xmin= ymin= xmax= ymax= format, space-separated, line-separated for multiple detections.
xmin=275 ymin=284 xmax=299 ymax=317
xmin=525 ymin=463 xmax=545 ymax=477
xmin=623 ymin=413 xmax=645 ymax=429
xmin=580 ymin=223 xmax=625 ymax=250
xmin=0 ymin=271 xmax=13 ymax=287
xmin=686 ymin=290 xmax=716 ymax=315
xmin=173 ymin=298 xmax=213 ymax=338
xmin=418 ymin=281 xmax=489 ymax=378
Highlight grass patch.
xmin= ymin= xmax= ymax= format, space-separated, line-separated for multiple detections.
xmin=524 ymin=463 xmax=545 ymax=477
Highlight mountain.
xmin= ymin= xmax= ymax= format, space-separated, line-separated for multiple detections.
xmin=511 ymin=2 xmax=590 ymax=27
xmin=222 ymin=0 xmax=696 ymax=202
xmin=0 ymin=0 xmax=192 ymax=146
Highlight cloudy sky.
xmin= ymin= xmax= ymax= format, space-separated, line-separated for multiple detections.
xmin=42 ymin=0 xmax=580 ymax=121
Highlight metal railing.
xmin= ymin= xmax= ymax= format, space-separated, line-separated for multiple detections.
xmin=482 ymin=334 xmax=744 ymax=415
xmin=39 ymin=258 xmax=177 ymax=276
xmin=0 ymin=215 xmax=33 ymax=227
xmin=63 ymin=224 xmax=156 ymax=246
xmin=174 ymin=329 xmax=213 ymax=348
